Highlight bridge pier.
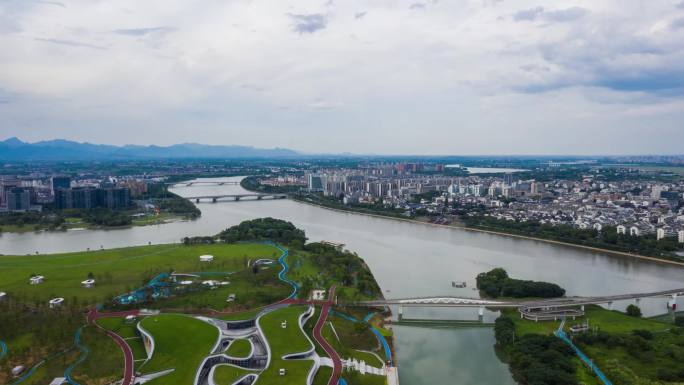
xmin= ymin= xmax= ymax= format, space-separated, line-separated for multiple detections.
xmin=398 ymin=305 xmax=403 ymax=321
xmin=235 ymin=196 xmax=240 ymax=201
xmin=212 ymin=197 xmax=217 ymax=203
xmin=635 ymin=298 xmax=640 ymax=305
xmin=196 ymin=198 xmax=200 ymax=203
xmin=608 ymin=301 xmax=613 ymax=311
xmin=257 ymin=196 xmax=262 ymax=200
xmin=478 ymin=306 xmax=484 ymax=322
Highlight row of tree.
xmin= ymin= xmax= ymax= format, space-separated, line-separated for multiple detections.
xmin=464 ymin=216 xmax=684 ymax=259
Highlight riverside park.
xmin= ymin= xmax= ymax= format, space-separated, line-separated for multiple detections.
xmin=2 ymin=217 xmax=684 ymax=385
xmin=0 ymin=218 xmax=394 ymax=385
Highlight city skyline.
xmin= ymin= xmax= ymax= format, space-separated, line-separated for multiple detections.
xmin=1 ymin=0 xmax=684 ymax=155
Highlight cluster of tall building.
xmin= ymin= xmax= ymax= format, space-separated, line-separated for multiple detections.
xmin=0 ymin=175 xmax=132 ymax=212
xmin=0 ymin=177 xmax=41 ymax=212
xmin=54 ymin=187 xmax=130 ymax=210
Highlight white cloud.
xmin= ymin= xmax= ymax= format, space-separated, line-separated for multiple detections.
xmin=0 ymin=0 xmax=682 ymax=154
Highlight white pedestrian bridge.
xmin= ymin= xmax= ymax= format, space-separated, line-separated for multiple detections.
xmin=354 ymin=287 xmax=684 ymax=321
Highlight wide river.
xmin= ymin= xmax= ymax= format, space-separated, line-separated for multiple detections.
xmin=2 ymin=177 xmax=683 ymax=384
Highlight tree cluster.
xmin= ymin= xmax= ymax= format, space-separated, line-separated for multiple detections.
xmin=304 ymin=242 xmax=381 ymax=299
xmin=217 ymin=218 xmax=306 ymax=246
xmin=476 ymin=268 xmax=565 ymax=299
xmin=495 ymin=315 xmax=577 ymax=385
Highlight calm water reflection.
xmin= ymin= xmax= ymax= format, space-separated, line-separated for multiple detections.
xmin=1 ymin=176 xmax=682 ymax=384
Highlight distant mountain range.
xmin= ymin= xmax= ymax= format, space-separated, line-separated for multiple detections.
xmin=0 ymin=137 xmax=300 ymax=160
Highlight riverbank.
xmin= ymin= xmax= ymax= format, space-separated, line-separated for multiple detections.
xmin=292 ymin=198 xmax=684 ymax=268
xmin=0 ymin=213 xmax=191 ymax=235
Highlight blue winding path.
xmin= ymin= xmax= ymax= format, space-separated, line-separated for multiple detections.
xmin=9 ymin=348 xmax=71 ymax=385
xmin=0 ymin=340 xmax=7 ymax=360
xmin=331 ymin=311 xmax=393 ymax=366
xmin=555 ymin=321 xmax=612 ymax=385
xmin=266 ymin=242 xmax=299 ymax=299
xmin=64 ymin=326 xmax=89 ymax=385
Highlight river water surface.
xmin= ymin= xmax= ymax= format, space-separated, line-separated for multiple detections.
xmin=2 ymin=177 xmax=683 ymax=384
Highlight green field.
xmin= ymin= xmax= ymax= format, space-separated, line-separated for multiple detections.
xmin=212 ymin=364 xmax=255 ymax=384
xmin=72 ymin=326 xmax=124 ymax=385
xmin=217 ymin=308 xmax=264 ymax=321
xmin=507 ymin=305 xmax=674 ymax=336
xmin=95 ymin=316 xmax=148 ymax=363
xmin=96 ymin=317 xmax=140 ymax=338
xmin=0 ymin=243 xmax=280 ymax=305
xmin=505 ymin=305 xmax=684 ymax=385
xmin=226 ymin=339 xmax=252 ymax=358
xmin=257 ymin=306 xmax=314 ymax=385
xmin=131 ymin=212 xmax=181 ymax=226
xmin=311 ymin=366 xmax=332 ymax=385
xmin=139 ymin=314 xmax=219 ymax=385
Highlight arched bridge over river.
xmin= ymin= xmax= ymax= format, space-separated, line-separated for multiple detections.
xmin=354 ymin=287 xmax=684 ymax=322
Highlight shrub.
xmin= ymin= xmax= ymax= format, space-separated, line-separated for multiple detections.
xmin=625 ymin=304 xmax=642 ymax=317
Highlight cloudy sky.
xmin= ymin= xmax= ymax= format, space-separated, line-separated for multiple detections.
xmin=1 ymin=0 xmax=683 ymax=155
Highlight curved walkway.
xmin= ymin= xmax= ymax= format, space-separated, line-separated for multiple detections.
xmin=0 ymin=340 xmax=7 ymax=360
xmin=64 ymin=327 xmax=89 ymax=385
xmin=555 ymin=320 xmax=612 ymax=385
xmin=88 ymin=309 xmax=137 ymax=385
xmin=267 ymin=242 xmax=299 ymax=300
xmin=312 ymin=286 xmax=342 ymax=385
xmin=331 ymin=311 xmax=392 ymax=366
xmin=9 ymin=349 xmax=72 ymax=385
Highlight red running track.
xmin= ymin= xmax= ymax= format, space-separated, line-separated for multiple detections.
xmin=312 ymin=286 xmax=342 ymax=385
xmin=88 ymin=309 xmax=138 ymax=385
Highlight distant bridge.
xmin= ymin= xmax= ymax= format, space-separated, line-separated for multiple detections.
xmin=184 ymin=193 xmax=288 ymax=203
xmin=355 ymin=288 xmax=684 ymax=322
xmin=167 ymin=181 xmax=241 ymax=187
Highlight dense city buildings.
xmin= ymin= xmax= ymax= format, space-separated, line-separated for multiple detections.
xmin=54 ymin=187 xmax=130 ymax=210
xmin=302 ymin=163 xmax=684 ymax=244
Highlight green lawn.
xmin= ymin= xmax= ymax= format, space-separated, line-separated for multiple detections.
xmin=212 ymin=364 xmax=255 ymax=384
xmin=311 ymin=366 xmax=332 ymax=385
xmin=96 ymin=317 xmax=140 ymax=338
xmin=153 ymin=268 xmax=290 ymax=311
xmin=217 ymin=308 xmax=264 ymax=321
xmin=10 ymin=350 xmax=81 ymax=385
xmin=138 ymin=314 xmax=219 ymax=385
xmin=325 ymin=313 xmax=383 ymax=361
xmin=0 ymin=243 xmax=279 ymax=304
xmin=72 ymin=326 xmax=124 ymax=385
xmin=256 ymin=359 xmax=314 ymax=385
xmin=256 ymin=305 xmax=314 ymax=385
xmin=131 ymin=212 xmax=179 ymax=226
xmin=259 ymin=306 xmax=313 ymax=354
xmin=506 ymin=305 xmax=673 ymax=337
xmin=581 ymin=330 xmax=684 ymax=384
xmin=226 ymin=339 xmax=252 ymax=358
xmin=505 ymin=305 xmax=682 ymax=385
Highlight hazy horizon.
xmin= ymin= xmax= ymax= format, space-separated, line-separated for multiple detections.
xmin=4 ymin=136 xmax=684 ymax=157
xmin=1 ymin=0 xmax=683 ymax=155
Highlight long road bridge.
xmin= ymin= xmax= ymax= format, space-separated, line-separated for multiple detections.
xmin=184 ymin=193 xmax=288 ymax=203
xmin=166 ymin=181 xmax=241 ymax=187
xmin=355 ymin=287 xmax=684 ymax=322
